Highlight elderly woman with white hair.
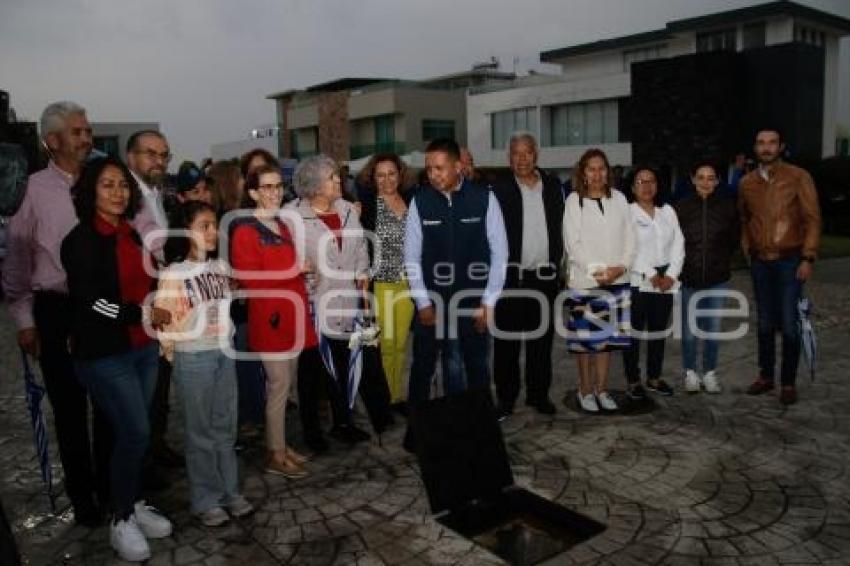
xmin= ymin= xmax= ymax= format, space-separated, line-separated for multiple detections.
xmin=287 ymin=155 xmax=375 ymax=446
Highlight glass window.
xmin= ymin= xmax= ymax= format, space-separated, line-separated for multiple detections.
xmin=490 ymin=107 xmax=536 ymax=149
xmin=742 ymin=22 xmax=766 ymax=50
xmin=585 ymin=103 xmax=603 ymax=144
xmin=93 ymin=136 xmax=120 ymax=157
xmin=422 ymin=119 xmax=455 ymax=141
xmin=697 ymin=28 xmax=736 ymax=52
xmin=622 ymin=44 xmax=666 ymax=72
xmin=603 ymin=100 xmax=619 ymax=144
xmin=542 ymin=99 xmax=620 ymax=147
xmin=375 ymin=115 xmax=395 ymax=146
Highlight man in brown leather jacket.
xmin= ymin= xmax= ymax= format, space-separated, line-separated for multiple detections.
xmin=738 ymin=128 xmax=821 ymax=405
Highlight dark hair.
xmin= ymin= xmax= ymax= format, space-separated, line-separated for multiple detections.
xmin=753 ymin=126 xmax=784 ymax=144
xmin=425 ymin=138 xmax=460 ymax=161
xmin=163 ymin=201 xmax=218 ymax=265
xmin=690 ymin=159 xmax=722 ymax=178
xmin=355 ymin=152 xmax=410 ymax=192
xmin=71 ymin=156 xmax=143 ymax=224
xmin=571 ymin=148 xmax=612 ymax=199
xmin=126 ymin=129 xmax=166 ymax=154
xmin=629 ymin=165 xmax=661 ymax=205
xmin=208 ymin=160 xmax=242 ymax=212
xmin=240 ymin=164 xmax=281 ymax=209
xmin=239 ymin=148 xmax=279 ymax=178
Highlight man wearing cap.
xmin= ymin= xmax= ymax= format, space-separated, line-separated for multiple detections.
xmin=174 ymin=163 xmax=214 ymax=206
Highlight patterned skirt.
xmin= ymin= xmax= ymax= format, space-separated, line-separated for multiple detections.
xmin=565 ymin=284 xmax=632 ymax=353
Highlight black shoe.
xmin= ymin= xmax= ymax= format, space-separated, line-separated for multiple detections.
xmin=152 ymin=444 xmax=185 ymax=469
xmin=305 ymin=434 xmax=329 ymax=455
xmin=495 ymin=403 xmax=513 ymax=422
xmin=533 ymin=399 xmax=557 ymax=415
xmin=73 ymin=498 xmax=102 ymax=528
xmin=646 ymin=379 xmax=674 ymax=396
xmin=626 ymin=383 xmax=647 ymax=400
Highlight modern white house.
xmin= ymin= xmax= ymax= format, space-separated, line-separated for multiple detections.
xmin=209 ymin=124 xmax=280 ymax=162
xmin=467 ymin=1 xmax=850 ymax=173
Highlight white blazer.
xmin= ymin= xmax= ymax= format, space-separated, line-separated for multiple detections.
xmin=563 ymin=189 xmax=636 ymax=290
xmin=628 ymin=203 xmax=685 ymax=291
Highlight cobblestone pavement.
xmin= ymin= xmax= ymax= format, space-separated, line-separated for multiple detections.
xmin=2 ymin=259 xmax=849 ymax=565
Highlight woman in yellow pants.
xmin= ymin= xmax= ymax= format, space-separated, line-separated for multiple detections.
xmin=356 ymin=154 xmax=415 ymax=407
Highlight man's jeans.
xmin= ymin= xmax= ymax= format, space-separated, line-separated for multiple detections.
xmin=173 ymin=349 xmax=239 ymax=513
xmin=408 ymin=316 xmax=489 ymax=405
xmin=751 ymin=257 xmax=802 ymax=386
xmin=681 ymin=283 xmax=727 ymax=374
xmin=75 ymin=342 xmax=159 ymax=518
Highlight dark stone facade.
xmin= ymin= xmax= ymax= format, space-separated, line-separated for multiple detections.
xmin=629 ymin=43 xmax=825 ymax=178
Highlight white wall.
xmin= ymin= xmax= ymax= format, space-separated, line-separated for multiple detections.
xmin=210 ymin=136 xmax=278 ymax=162
xmin=466 ymin=74 xmax=630 ymax=167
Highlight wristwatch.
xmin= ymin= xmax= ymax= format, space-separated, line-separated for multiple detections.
xmin=802 ymin=255 xmax=815 ymax=264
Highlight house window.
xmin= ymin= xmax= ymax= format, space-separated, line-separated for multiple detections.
xmin=742 ymin=22 xmax=766 ymax=49
xmin=374 ymin=115 xmax=395 ymax=151
xmin=292 ymin=127 xmax=318 ymax=159
xmin=422 ymin=119 xmax=455 ymax=142
xmin=622 ymin=44 xmax=666 ymax=72
xmin=696 ymin=28 xmax=737 ymax=52
xmin=541 ymin=99 xmax=619 ymax=147
xmin=93 ymin=135 xmax=120 ymax=157
xmin=794 ymin=24 xmax=825 ymax=47
xmin=490 ymin=107 xmax=537 ymax=149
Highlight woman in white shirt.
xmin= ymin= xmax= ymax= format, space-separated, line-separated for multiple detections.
xmin=563 ymin=149 xmax=636 ymax=413
xmin=623 ymin=167 xmax=684 ymax=400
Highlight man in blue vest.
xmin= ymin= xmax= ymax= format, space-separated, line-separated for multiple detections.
xmin=403 ymin=138 xmax=508 ymax=448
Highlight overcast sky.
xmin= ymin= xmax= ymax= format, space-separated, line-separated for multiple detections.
xmin=2 ymin=0 xmax=849 ymax=164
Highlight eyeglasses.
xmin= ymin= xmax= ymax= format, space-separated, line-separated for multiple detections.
xmin=258 ymin=183 xmax=284 ymax=192
xmin=375 ymin=171 xmax=399 ymax=180
xmin=135 ymin=149 xmax=172 ymax=163
xmin=635 ymin=178 xmax=657 ymax=186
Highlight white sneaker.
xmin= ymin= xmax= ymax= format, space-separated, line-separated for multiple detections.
xmin=133 ymin=501 xmax=172 ymax=539
xmin=684 ymin=370 xmax=701 ymax=393
xmin=596 ymin=391 xmax=618 ymax=411
xmin=110 ymin=515 xmax=151 ymax=562
xmin=198 ymin=506 xmax=229 ymax=527
xmin=577 ymin=391 xmax=599 ymax=413
xmin=703 ymin=370 xmax=721 ymax=394
xmin=227 ymin=495 xmax=254 ymax=518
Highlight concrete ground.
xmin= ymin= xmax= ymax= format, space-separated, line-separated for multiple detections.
xmin=1 ymin=259 xmax=849 ymax=565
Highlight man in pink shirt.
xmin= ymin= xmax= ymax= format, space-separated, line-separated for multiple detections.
xmin=2 ymin=101 xmax=109 ymax=526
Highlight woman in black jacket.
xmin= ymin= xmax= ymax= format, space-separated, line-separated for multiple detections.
xmin=61 ymin=157 xmax=173 ymax=562
xmin=674 ymin=161 xmax=740 ymax=396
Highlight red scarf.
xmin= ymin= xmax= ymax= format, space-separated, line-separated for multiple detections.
xmin=94 ymin=214 xmax=153 ymax=349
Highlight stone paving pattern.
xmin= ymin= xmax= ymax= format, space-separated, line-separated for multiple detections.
xmin=2 ymin=260 xmax=850 ymax=565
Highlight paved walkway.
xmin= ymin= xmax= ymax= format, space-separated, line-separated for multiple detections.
xmin=2 ymin=260 xmax=849 ymax=565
